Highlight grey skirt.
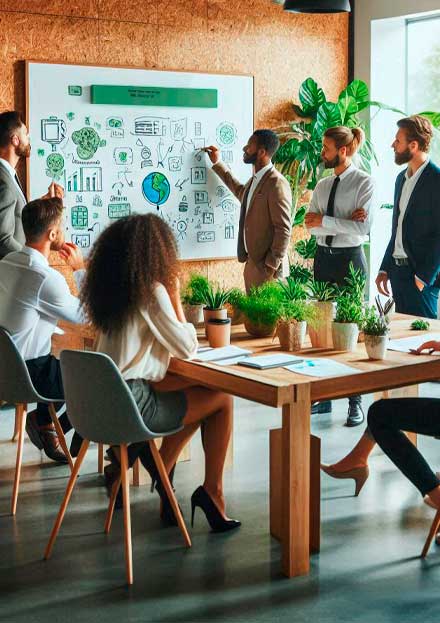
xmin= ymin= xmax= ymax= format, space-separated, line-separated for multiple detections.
xmin=126 ymin=378 xmax=187 ymax=434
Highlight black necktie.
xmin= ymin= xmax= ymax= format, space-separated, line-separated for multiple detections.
xmin=325 ymin=176 xmax=340 ymax=247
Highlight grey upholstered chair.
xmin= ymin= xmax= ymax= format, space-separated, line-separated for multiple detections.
xmin=44 ymin=349 xmax=191 ymax=585
xmin=0 ymin=328 xmax=73 ymax=515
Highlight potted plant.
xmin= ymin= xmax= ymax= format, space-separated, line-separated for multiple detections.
xmin=307 ymin=280 xmax=337 ymax=349
xmin=362 ymin=306 xmax=390 ymax=360
xmin=201 ymin=284 xmax=231 ymax=330
xmin=276 ymin=300 xmax=315 ymax=352
xmin=332 ymin=294 xmax=363 ymax=352
xmin=181 ymin=274 xmax=210 ymax=325
xmin=226 ymin=288 xmax=245 ymax=325
xmin=238 ymin=281 xmax=283 ymax=338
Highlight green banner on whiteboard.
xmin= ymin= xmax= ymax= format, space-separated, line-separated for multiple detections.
xmin=91 ymin=85 xmax=218 ymax=108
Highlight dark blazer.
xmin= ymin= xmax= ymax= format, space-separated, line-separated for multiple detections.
xmin=380 ymin=161 xmax=440 ymax=286
xmin=0 ymin=162 xmax=26 ymax=259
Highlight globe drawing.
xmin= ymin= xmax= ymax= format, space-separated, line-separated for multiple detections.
xmin=142 ymin=172 xmax=171 ymax=208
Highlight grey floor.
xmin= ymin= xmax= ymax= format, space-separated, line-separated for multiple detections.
xmin=2 ymin=388 xmax=440 ymax=623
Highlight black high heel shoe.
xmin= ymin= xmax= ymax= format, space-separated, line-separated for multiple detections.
xmin=191 ymin=486 xmax=241 ymax=533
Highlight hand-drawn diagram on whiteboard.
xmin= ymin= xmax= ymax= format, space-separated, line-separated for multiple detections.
xmin=27 ymin=62 xmax=254 ymax=260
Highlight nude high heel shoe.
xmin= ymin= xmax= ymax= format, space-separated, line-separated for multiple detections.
xmin=321 ymin=464 xmax=369 ymax=496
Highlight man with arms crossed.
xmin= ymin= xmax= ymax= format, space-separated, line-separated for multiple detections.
xmin=0 ymin=198 xmax=85 ymax=462
xmin=204 ymin=129 xmax=292 ymax=292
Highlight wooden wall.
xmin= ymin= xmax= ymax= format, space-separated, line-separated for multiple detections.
xmin=0 ymin=0 xmax=348 ymax=291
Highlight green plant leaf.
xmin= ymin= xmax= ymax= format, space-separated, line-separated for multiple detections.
xmin=273 ymin=138 xmax=300 ymax=164
xmin=299 ymin=78 xmax=326 ymax=116
xmin=293 ymin=205 xmax=307 ymax=226
xmin=295 ymin=236 xmax=317 ymax=260
xmin=339 ymin=79 xmax=369 ymax=103
xmin=380 ymin=203 xmax=394 ymax=210
xmin=314 ymin=103 xmax=342 ymax=138
xmin=357 ymin=100 xmax=405 ymax=115
xmin=338 ymin=94 xmax=359 ymax=125
xmin=418 ymin=112 xmax=440 ymax=129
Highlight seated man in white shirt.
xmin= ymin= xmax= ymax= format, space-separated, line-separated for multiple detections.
xmin=0 ymin=197 xmax=85 ymax=463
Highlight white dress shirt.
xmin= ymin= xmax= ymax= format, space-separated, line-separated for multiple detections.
xmin=0 ymin=246 xmax=84 ymax=360
xmin=393 ymin=159 xmax=430 ymax=259
xmin=96 ymin=283 xmax=198 ymax=382
xmin=0 ymin=158 xmax=27 ymax=203
xmin=308 ymin=163 xmax=375 ymax=247
xmin=244 ymin=162 xmax=273 ymax=252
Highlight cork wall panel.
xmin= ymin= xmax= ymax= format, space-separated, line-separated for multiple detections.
xmin=0 ymin=2 xmax=348 ymax=290
xmin=0 ymin=1 xmax=99 ymax=18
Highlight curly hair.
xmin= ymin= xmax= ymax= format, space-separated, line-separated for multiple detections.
xmin=80 ymin=213 xmax=179 ymax=334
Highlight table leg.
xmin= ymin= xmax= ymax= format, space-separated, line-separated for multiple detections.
xmin=281 ymin=384 xmax=311 ymax=578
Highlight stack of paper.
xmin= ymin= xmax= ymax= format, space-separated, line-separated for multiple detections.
xmin=193 ymin=345 xmax=253 ymax=365
xmin=387 ymin=334 xmax=440 ymax=353
xmin=284 ymin=358 xmax=360 ymax=378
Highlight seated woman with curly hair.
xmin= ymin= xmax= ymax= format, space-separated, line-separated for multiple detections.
xmin=80 ymin=213 xmax=240 ymax=533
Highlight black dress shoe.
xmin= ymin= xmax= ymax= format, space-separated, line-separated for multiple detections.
xmin=191 ymin=486 xmax=241 ymax=533
xmin=311 ymin=401 xmax=332 ymax=415
xmin=25 ymin=411 xmax=68 ymax=464
xmin=69 ymin=432 xmax=83 ymax=458
xmin=345 ymin=403 xmax=365 ymax=427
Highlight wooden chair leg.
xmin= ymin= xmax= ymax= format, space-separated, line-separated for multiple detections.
xmin=120 ymin=445 xmax=133 ymax=585
xmin=421 ymin=509 xmax=440 ymax=558
xmin=98 ymin=443 xmax=104 ymax=474
xmin=132 ymin=458 xmax=140 ymax=487
xmin=104 ymin=473 xmax=122 ymax=534
xmin=48 ymin=404 xmax=74 ymax=471
xmin=44 ymin=440 xmax=90 ymax=560
xmin=149 ymin=440 xmax=192 ymax=548
xmin=12 ymin=405 xmax=20 ymax=442
xmin=11 ymin=404 xmax=26 ymax=515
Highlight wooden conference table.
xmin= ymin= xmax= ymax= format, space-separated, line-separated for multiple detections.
xmin=55 ymin=314 xmax=440 ymax=579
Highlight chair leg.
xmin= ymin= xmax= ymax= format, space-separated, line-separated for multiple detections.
xmin=98 ymin=443 xmax=104 ymax=474
xmin=44 ymin=440 xmax=90 ymax=560
xmin=422 ymin=509 xmax=440 ymax=558
xmin=104 ymin=473 xmax=122 ymax=535
xmin=120 ymin=445 xmax=133 ymax=585
xmin=48 ymin=404 xmax=74 ymax=471
xmin=11 ymin=404 xmax=26 ymax=515
xmin=132 ymin=458 xmax=140 ymax=487
xmin=11 ymin=405 xmax=20 ymax=442
xmin=149 ymin=440 xmax=192 ymax=548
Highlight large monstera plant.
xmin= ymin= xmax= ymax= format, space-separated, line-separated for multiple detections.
xmin=273 ymin=77 xmax=403 ymax=262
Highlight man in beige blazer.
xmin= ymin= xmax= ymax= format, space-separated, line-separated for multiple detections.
xmin=205 ymin=129 xmax=292 ymax=292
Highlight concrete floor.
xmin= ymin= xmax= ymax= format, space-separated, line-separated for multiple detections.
xmin=2 ymin=388 xmax=440 ymax=623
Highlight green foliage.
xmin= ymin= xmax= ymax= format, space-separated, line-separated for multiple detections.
xmin=308 ymin=280 xmax=338 ymax=302
xmin=362 ymin=306 xmax=389 ymax=336
xmin=295 ymin=236 xmax=317 ymax=259
xmin=278 ymin=276 xmax=308 ymax=301
xmin=237 ymin=281 xmax=284 ymax=327
xmin=288 ymin=263 xmax=313 ymax=285
xmin=411 ymin=319 xmax=430 ymax=331
xmin=279 ymin=300 xmax=316 ymax=324
xmin=334 ymin=294 xmax=363 ymax=324
xmin=227 ymin=288 xmax=245 ymax=310
xmin=203 ymin=284 xmax=231 ymax=310
xmin=293 ymin=205 xmax=307 ymax=226
xmin=341 ymin=262 xmax=366 ymax=305
xmin=181 ymin=274 xmax=210 ymax=305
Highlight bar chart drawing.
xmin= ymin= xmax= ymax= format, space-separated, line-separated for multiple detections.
xmin=66 ymin=167 xmax=102 ymax=192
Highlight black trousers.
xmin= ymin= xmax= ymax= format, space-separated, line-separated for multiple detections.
xmin=388 ymin=263 xmax=439 ymax=319
xmin=314 ymin=245 xmax=367 ymax=410
xmin=368 ymin=398 xmax=440 ymax=496
xmin=25 ymin=354 xmax=71 ymax=430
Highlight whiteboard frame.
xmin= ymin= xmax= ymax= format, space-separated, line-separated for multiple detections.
xmin=25 ymin=60 xmax=255 ymax=263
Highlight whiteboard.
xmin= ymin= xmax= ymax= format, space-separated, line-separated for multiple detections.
xmin=26 ymin=62 xmax=254 ymax=260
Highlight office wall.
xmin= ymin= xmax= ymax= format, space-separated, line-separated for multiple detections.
xmin=0 ymin=0 xmax=349 ymax=290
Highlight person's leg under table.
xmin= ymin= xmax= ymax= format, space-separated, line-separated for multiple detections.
xmin=282 ymin=383 xmax=311 ymax=577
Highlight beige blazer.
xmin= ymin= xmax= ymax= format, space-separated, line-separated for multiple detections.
xmin=213 ymin=161 xmax=292 ymax=291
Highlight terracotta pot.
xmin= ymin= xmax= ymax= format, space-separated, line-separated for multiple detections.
xmin=244 ymin=318 xmax=276 ymax=338
xmin=332 ymin=322 xmax=359 ymax=352
xmin=183 ymin=303 xmax=204 ymax=326
xmin=206 ymin=318 xmax=231 ymax=348
xmin=308 ymin=301 xmax=334 ymax=348
xmin=277 ymin=320 xmax=307 ymax=352
xmin=364 ymin=334 xmax=389 ymax=360
xmin=225 ymin=303 xmax=245 ymax=326
xmin=203 ymin=307 xmax=227 ymax=337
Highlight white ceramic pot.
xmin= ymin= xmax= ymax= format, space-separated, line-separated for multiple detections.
xmin=183 ymin=304 xmax=204 ymax=326
xmin=332 ymin=322 xmax=359 ymax=352
xmin=308 ymin=301 xmax=335 ymax=348
xmin=364 ymin=334 xmax=389 ymax=360
xmin=277 ymin=320 xmax=307 ymax=352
